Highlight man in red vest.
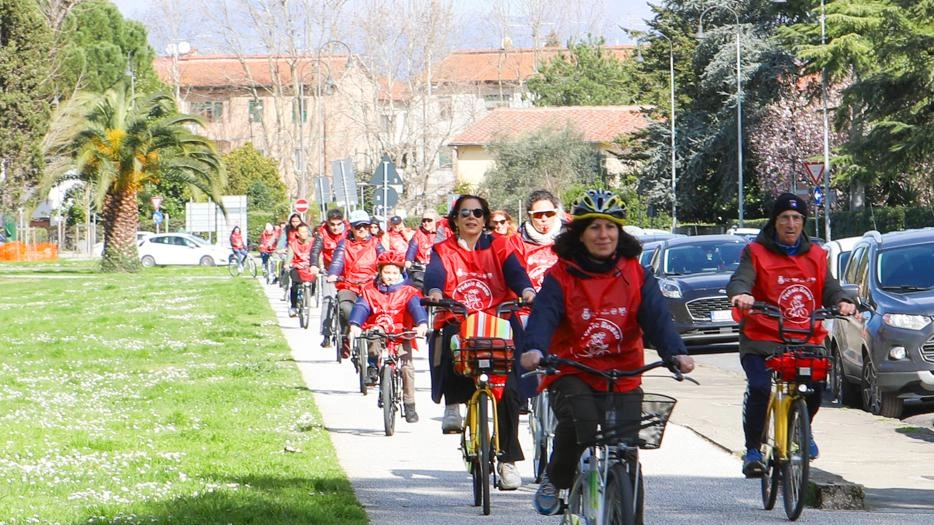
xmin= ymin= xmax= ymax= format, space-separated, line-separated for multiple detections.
xmin=311 ymin=208 xmax=346 ymax=347
xmin=327 ymin=209 xmax=385 ymax=358
xmin=728 ymin=193 xmax=856 ymax=478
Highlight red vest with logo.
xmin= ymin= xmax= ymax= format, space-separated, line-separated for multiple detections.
xmin=288 ymin=238 xmax=315 ymax=281
xmin=743 ymin=242 xmax=828 ymax=344
xmin=542 ymin=258 xmax=646 ymax=392
xmin=315 ymin=224 xmax=344 ymax=268
xmin=358 ymin=282 xmax=422 ymax=333
xmin=411 ymin=227 xmax=435 ymax=263
xmin=432 ymin=236 xmax=515 ymax=328
xmin=503 ymin=235 xmax=558 ymax=291
xmin=387 ymin=229 xmax=410 ymax=257
xmin=337 ymin=236 xmax=380 ymax=294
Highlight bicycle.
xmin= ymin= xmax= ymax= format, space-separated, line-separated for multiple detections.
xmin=421 ymin=297 xmax=526 ymax=516
xmin=745 ymin=302 xmax=838 ymax=521
xmin=228 ymin=252 xmax=257 ymax=278
xmin=320 ymin=289 xmax=343 ymax=363
xmin=524 ymin=355 xmax=695 ymax=525
xmin=263 ymin=252 xmax=281 ymax=285
xmin=357 ymin=329 xmax=419 ymax=436
xmin=295 ymin=279 xmax=315 ymax=330
xmin=528 ymin=388 xmax=556 ymax=483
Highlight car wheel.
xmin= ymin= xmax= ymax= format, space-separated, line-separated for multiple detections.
xmin=199 ymin=255 xmax=216 ymax=266
xmin=860 ymin=356 xmax=903 ymax=418
xmin=830 ymin=346 xmax=861 ymax=408
xmin=140 ymin=255 xmax=156 ymax=267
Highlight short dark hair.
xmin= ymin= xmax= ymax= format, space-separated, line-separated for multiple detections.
xmin=526 ymin=189 xmax=559 ymax=211
xmin=552 ymin=217 xmax=642 ymax=261
xmin=447 ymin=194 xmax=491 ymax=235
xmin=326 ymin=208 xmax=344 ymax=221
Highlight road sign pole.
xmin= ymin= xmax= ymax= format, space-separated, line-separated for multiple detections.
xmin=382 ymin=159 xmax=389 ymax=219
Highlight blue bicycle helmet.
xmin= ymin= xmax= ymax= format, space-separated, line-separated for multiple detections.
xmin=570 ymin=189 xmax=627 ymax=225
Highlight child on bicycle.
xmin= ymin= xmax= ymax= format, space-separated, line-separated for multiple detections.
xmin=519 ymin=189 xmax=694 ymax=515
xmin=348 ymin=251 xmax=428 ymax=423
xmin=229 ymin=225 xmax=248 ymax=267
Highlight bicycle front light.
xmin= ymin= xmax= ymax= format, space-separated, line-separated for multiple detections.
xmin=659 ymin=279 xmax=683 ymax=299
xmin=479 ymin=373 xmax=489 ymax=384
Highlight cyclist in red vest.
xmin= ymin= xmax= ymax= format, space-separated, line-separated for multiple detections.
xmin=384 ymin=215 xmax=412 ymax=258
xmin=424 ymin=194 xmax=536 ymax=491
xmin=328 ymin=209 xmax=385 ymax=358
xmin=229 ymin=226 xmax=247 ymax=268
xmin=727 ymin=193 xmax=855 ymax=478
xmin=285 ymin=223 xmax=316 ymax=317
xmin=519 ymin=189 xmax=694 ymax=515
xmin=276 ymin=213 xmax=304 ymax=299
xmin=311 ymin=208 xmax=347 ymax=347
xmin=257 ymin=223 xmax=277 ymax=279
xmin=348 ymin=251 xmax=428 ymax=422
xmin=406 ymin=209 xmax=441 ymax=267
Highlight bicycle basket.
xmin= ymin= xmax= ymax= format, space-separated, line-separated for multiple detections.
xmin=766 ymin=351 xmax=829 ymax=383
xmin=569 ymin=391 xmax=677 ymax=450
xmin=450 ymin=336 xmax=513 ymax=377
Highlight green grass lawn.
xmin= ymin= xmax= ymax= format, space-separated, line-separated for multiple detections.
xmin=0 ymin=260 xmax=366 ymax=525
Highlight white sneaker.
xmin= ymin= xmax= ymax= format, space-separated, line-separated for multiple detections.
xmin=497 ymin=461 xmax=522 ymax=490
xmin=441 ymin=404 xmax=463 ymax=434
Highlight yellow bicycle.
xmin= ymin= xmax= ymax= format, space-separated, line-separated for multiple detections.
xmin=748 ymin=302 xmax=839 ymax=521
xmin=421 ymin=297 xmax=524 ymax=516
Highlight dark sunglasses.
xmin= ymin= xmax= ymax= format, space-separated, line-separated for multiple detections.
xmin=458 ymin=208 xmax=485 ymax=219
xmin=491 ymin=219 xmax=507 ymax=225
xmin=530 ymin=210 xmax=557 ymax=219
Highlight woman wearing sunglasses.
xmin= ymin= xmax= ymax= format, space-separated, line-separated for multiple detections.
xmin=423 ymin=194 xmax=537 ymax=490
xmin=488 ymin=210 xmax=517 ymax=237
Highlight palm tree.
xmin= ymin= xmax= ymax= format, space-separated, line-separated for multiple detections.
xmin=44 ymin=83 xmax=225 ymax=272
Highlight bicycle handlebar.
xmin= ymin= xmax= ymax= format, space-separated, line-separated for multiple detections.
xmin=357 ymin=329 xmax=419 ymax=342
xmin=419 ymin=297 xmax=530 ymax=318
xmin=521 ymin=354 xmax=698 ymax=387
xmin=743 ymin=301 xmax=844 ymax=345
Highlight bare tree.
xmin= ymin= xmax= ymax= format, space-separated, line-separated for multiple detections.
xmin=36 ymin=0 xmax=85 ymax=31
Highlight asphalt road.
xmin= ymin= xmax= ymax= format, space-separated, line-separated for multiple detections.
xmin=262 ymin=283 xmax=934 ymax=524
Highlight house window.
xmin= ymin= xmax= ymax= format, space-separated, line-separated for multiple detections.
xmin=437 ymin=147 xmax=453 ymax=169
xmin=191 ymin=101 xmax=223 ymax=122
xmin=292 ymin=98 xmax=307 ymax=123
xmin=483 ymin=94 xmax=509 ymax=110
xmin=248 ymin=99 xmax=264 ymax=123
xmin=438 ymin=97 xmax=453 ymax=120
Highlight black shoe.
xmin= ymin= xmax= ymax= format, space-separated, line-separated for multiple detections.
xmin=405 ymin=404 xmax=419 ymax=423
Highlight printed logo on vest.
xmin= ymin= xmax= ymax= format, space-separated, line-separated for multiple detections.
xmin=576 ymin=318 xmax=623 ymax=358
xmin=453 ymin=279 xmax=493 ymax=311
xmin=778 ymin=284 xmax=815 ymax=324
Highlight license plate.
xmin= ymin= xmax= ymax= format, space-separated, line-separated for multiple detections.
xmin=710 ymin=310 xmax=732 ymax=322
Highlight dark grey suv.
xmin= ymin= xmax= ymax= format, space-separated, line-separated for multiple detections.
xmin=646 ymin=235 xmax=749 ymax=351
xmin=829 ymin=228 xmax=934 ymax=418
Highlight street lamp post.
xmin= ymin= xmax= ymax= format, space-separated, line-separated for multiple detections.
xmin=698 ymin=4 xmax=744 ymax=227
xmin=819 ymin=0 xmax=832 ymax=241
xmin=636 ymin=33 xmax=677 ymax=232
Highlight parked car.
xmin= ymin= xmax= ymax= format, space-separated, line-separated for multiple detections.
xmin=639 ymin=240 xmax=663 ymax=267
xmin=829 ymin=228 xmax=934 ymax=417
xmin=138 ymin=233 xmax=230 ymax=267
xmin=646 ymin=234 xmax=750 ymax=351
xmin=824 ymin=236 xmax=862 ymax=280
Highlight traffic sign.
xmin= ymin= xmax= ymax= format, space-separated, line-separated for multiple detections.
xmin=813 ymin=186 xmax=824 ymax=206
xmin=370 ymin=154 xmax=403 ymax=186
xmin=294 ymin=198 xmax=309 ymax=214
xmin=151 ymin=195 xmax=163 ymax=210
xmin=373 ymin=186 xmax=399 ymax=210
xmin=803 ymin=162 xmax=824 ymax=186
xmin=153 ymin=210 xmax=164 ymax=225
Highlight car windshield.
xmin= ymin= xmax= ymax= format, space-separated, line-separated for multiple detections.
xmin=663 ymin=241 xmax=745 ymax=275
xmin=876 ymin=244 xmax=934 ymax=291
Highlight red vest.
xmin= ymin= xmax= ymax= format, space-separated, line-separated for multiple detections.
xmin=289 ymin=238 xmax=315 ymax=281
xmin=315 ymin=224 xmax=344 ymax=268
xmin=358 ymin=282 xmax=421 ymax=332
xmin=742 ymin=242 xmax=828 ymax=345
xmin=386 ymin=229 xmax=410 ymax=257
xmin=230 ymin=232 xmax=244 ymax=250
xmin=542 ymin=258 xmax=646 ymax=393
xmin=411 ymin=227 xmax=435 ymax=263
xmin=432 ymin=236 xmax=515 ymax=328
xmin=258 ymin=231 xmax=276 ymax=253
xmin=337 ymin=236 xmax=380 ymax=294
xmin=501 ymin=235 xmax=558 ymax=291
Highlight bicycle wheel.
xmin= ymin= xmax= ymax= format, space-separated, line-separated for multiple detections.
xmin=356 ymin=339 xmax=368 ymax=395
xmin=264 ymin=258 xmax=275 ymax=285
xmin=333 ymin=301 xmax=344 ymax=363
xmin=227 ymin=257 xmax=240 ymax=277
xmin=631 ymin=463 xmax=645 ymax=525
xmin=477 ymin=390 xmax=491 ymax=515
xmin=782 ymin=398 xmax=810 ymax=521
xmin=246 ymin=257 xmax=257 ymax=278
xmin=300 ymin=285 xmax=311 ymax=330
xmin=760 ymin=398 xmax=780 ymax=511
xmin=530 ymin=393 xmax=552 ymax=483
xmin=564 ymin=469 xmax=586 ymax=523
xmin=381 ymin=364 xmax=395 ymax=436
xmin=604 ymin=464 xmax=636 ymax=525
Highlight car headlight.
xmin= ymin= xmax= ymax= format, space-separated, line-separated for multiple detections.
xmin=882 ymin=314 xmax=932 ymax=330
xmin=659 ymin=279 xmax=682 ymax=299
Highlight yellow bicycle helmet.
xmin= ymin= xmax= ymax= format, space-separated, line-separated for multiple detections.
xmin=571 ymin=189 xmax=627 ymax=225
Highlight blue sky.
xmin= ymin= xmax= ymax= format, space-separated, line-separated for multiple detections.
xmin=112 ymin=0 xmax=657 ymax=50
